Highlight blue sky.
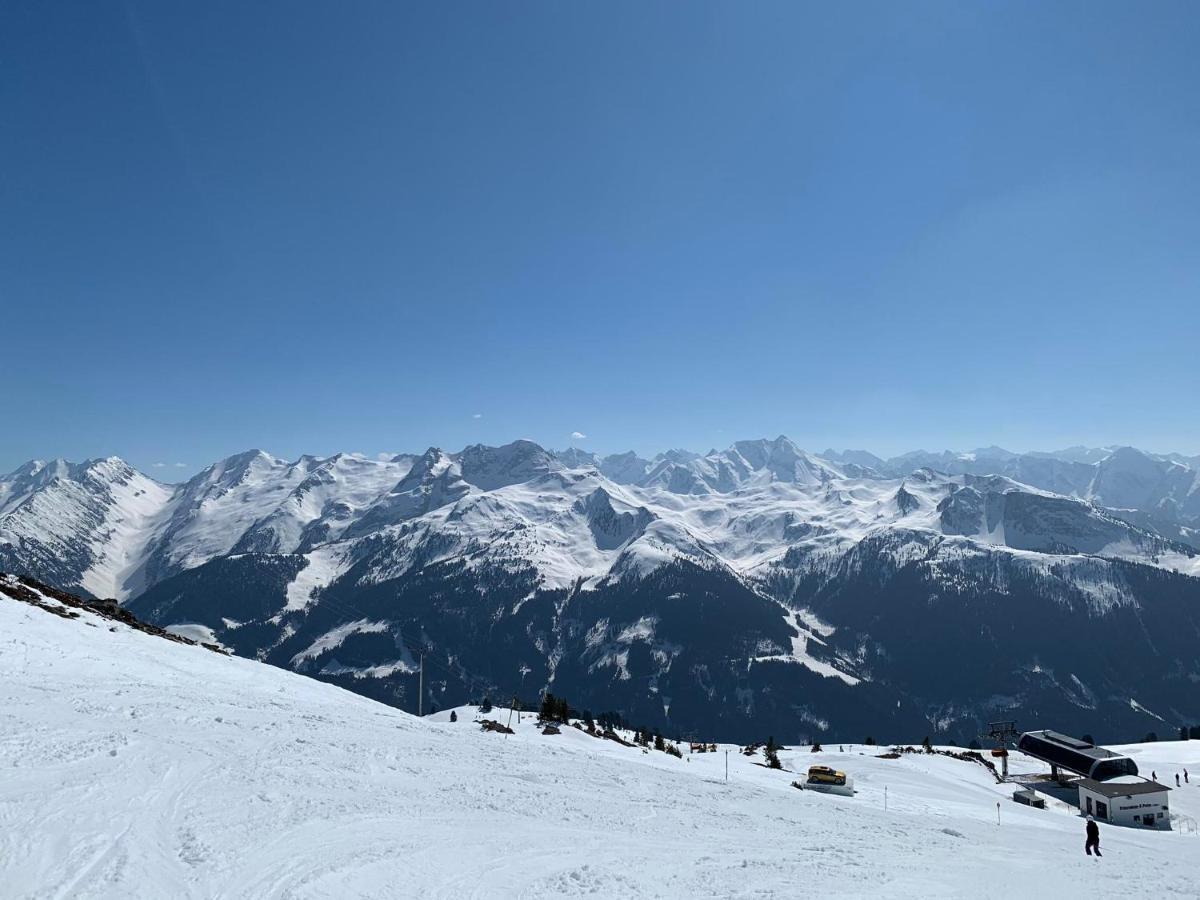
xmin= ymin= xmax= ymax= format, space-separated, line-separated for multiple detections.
xmin=3 ymin=1 xmax=1198 ymax=476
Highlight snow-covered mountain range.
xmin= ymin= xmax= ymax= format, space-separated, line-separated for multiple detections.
xmin=3 ymin=438 xmax=1199 ymax=742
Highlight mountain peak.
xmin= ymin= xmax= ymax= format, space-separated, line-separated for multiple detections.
xmin=456 ymin=440 xmax=559 ymax=491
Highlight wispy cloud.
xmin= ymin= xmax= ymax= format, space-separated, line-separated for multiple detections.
xmin=173 ymin=462 xmax=187 ymax=468
xmin=152 ymin=462 xmax=166 ymax=468
xmin=571 ymin=431 xmax=587 ymax=440
xmin=472 ymin=413 xmax=483 ymax=419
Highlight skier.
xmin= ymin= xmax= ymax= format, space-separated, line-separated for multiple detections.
xmin=1085 ymin=816 xmax=1101 ymax=857
xmin=1151 ymin=770 xmax=1157 ymax=782
xmin=1185 ymin=769 xmax=1190 ymax=784
xmin=450 ymin=710 xmax=457 ymax=722
xmin=1177 ymin=773 xmax=1181 ymax=787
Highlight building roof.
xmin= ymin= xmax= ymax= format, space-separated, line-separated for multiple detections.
xmin=1104 ymin=775 xmax=1147 ymax=786
xmin=1077 ymin=777 xmax=1170 ymax=798
xmin=1021 ymin=730 xmax=1120 ymax=761
xmin=1016 ymin=730 xmax=1138 ymax=779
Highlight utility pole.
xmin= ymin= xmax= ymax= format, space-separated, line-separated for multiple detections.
xmin=520 ymin=667 xmax=532 ymax=725
xmin=505 ymin=694 xmax=517 ymax=738
xmin=884 ymin=786 xmax=888 ymax=812
xmin=418 ymin=652 xmax=424 ymax=717
xmin=725 ymin=749 xmax=729 ymax=783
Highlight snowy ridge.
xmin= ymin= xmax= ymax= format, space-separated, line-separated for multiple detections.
xmin=0 ymin=458 xmax=173 ymax=600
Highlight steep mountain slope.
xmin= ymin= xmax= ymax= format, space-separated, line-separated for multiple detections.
xmin=4 ymin=439 xmax=1200 ymax=742
xmin=4 ymin=587 xmax=1199 ymax=899
xmin=231 ymin=452 xmax=415 ymax=554
xmin=0 ymin=457 xmax=172 ymax=599
xmin=0 ymin=451 xmax=413 ymax=599
xmin=766 ymin=531 xmax=1200 ymax=738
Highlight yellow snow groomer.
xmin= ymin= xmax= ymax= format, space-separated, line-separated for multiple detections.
xmin=807 ymin=765 xmax=847 ymax=786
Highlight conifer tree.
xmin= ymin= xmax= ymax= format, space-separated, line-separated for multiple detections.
xmin=764 ymin=736 xmax=782 ymax=769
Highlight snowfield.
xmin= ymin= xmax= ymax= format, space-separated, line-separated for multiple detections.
xmin=3 ymin=593 xmax=1199 ymax=899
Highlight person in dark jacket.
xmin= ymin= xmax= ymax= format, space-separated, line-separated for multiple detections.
xmin=1085 ymin=816 xmax=1101 ymax=857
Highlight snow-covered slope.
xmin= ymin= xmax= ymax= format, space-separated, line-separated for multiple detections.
xmin=0 ymin=457 xmax=173 ymax=600
xmin=231 ymin=453 xmax=415 ymax=554
xmin=4 ymin=589 xmax=1198 ymax=899
xmin=0 ymin=451 xmax=415 ymax=598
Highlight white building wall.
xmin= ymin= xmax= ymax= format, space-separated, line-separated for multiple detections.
xmin=1079 ymin=785 xmax=1170 ymax=829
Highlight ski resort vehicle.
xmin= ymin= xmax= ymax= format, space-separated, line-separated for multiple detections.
xmin=807 ymin=765 xmax=847 ymax=786
xmin=803 ymin=765 xmax=855 ymax=796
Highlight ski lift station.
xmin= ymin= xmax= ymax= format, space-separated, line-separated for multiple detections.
xmin=1076 ymin=777 xmax=1171 ymax=830
xmin=1016 ymin=730 xmax=1138 ymax=781
xmin=1016 ymin=730 xmax=1171 ymax=829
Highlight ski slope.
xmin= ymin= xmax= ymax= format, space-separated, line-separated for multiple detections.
xmin=3 ymin=592 xmax=1198 ymax=899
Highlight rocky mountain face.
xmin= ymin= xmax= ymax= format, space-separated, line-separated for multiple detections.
xmin=3 ymin=439 xmax=1199 ymax=743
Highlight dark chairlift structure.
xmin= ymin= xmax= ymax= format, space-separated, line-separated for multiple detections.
xmin=987 ymin=721 xmax=1019 ymax=779
xmin=1016 ymin=730 xmax=1139 ymax=781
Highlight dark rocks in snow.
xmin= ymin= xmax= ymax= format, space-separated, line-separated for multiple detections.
xmin=0 ymin=573 xmax=229 ymax=655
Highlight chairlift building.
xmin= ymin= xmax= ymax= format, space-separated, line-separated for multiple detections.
xmin=1077 ymin=777 xmax=1171 ymax=830
xmin=1016 ymin=730 xmax=1138 ymax=780
xmin=1017 ymin=729 xmax=1171 ymax=829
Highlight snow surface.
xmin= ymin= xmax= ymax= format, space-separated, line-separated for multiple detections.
xmin=4 ymin=593 xmax=1199 ymax=898
xmin=284 ymin=544 xmax=351 ymax=612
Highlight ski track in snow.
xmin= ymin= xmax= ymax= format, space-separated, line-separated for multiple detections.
xmin=3 ymin=595 xmax=1199 ymax=899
